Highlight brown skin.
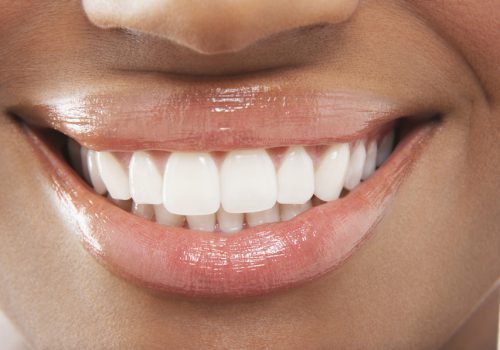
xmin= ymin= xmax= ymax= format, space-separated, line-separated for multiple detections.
xmin=0 ymin=0 xmax=499 ymax=349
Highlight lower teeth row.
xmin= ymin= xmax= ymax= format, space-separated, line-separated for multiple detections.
xmin=67 ymin=130 xmax=395 ymax=233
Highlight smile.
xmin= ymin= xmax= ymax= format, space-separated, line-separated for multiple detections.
xmin=20 ymin=84 xmax=438 ymax=298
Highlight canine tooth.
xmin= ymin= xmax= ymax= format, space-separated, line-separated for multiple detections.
xmin=80 ymin=148 xmax=91 ymax=184
xmin=277 ymin=146 xmax=314 ymax=204
xmin=362 ymin=140 xmax=377 ymax=180
xmin=221 ymin=149 xmax=277 ymax=213
xmin=187 ymin=214 xmax=216 ymax=232
xmin=344 ymin=141 xmax=366 ymax=190
xmin=217 ymin=208 xmax=244 ymax=233
xmin=314 ymin=143 xmax=350 ymax=201
xmin=246 ymin=204 xmax=280 ymax=227
xmin=67 ymin=139 xmax=83 ymax=176
xmin=163 ymin=152 xmax=220 ymax=216
xmin=132 ymin=203 xmax=154 ymax=220
xmin=129 ymin=151 xmax=163 ymax=205
xmin=97 ymin=152 xmax=131 ymax=200
xmin=280 ymin=201 xmax=312 ymax=221
xmin=87 ymin=150 xmax=107 ymax=195
xmin=376 ymin=131 xmax=395 ymax=166
xmin=154 ymin=205 xmax=185 ymax=227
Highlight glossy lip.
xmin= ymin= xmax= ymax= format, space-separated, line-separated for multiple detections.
xmin=25 ymin=121 xmax=436 ymax=298
xmin=14 ymin=85 xmax=432 ymax=152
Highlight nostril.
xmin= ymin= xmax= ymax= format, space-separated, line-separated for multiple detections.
xmin=82 ymin=0 xmax=361 ymax=55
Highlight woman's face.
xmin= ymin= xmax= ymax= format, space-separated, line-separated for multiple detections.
xmin=0 ymin=1 xmax=499 ymax=348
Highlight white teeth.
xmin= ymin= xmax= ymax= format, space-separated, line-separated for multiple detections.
xmin=362 ymin=140 xmax=377 ymax=180
xmin=80 ymin=148 xmax=91 ymax=184
xmin=129 ymin=151 xmax=163 ymax=205
xmin=376 ymin=131 xmax=395 ymax=166
xmin=221 ymin=149 xmax=277 ymax=214
xmin=314 ymin=143 xmax=350 ymax=201
xmin=154 ymin=205 xmax=185 ymax=227
xmin=87 ymin=150 xmax=107 ymax=195
xmin=246 ymin=203 xmax=280 ymax=227
xmin=217 ymin=208 xmax=244 ymax=233
xmin=132 ymin=203 xmax=154 ymax=220
xmin=75 ymin=127 xmax=397 ymax=233
xmin=277 ymin=146 xmax=314 ymax=204
xmin=163 ymin=152 xmax=220 ymax=216
xmin=97 ymin=152 xmax=131 ymax=200
xmin=187 ymin=214 xmax=216 ymax=232
xmin=344 ymin=141 xmax=367 ymax=190
xmin=280 ymin=201 xmax=312 ymax=221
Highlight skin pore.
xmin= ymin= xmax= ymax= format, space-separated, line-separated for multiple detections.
xmin=0 ymin=0 xmax=499 ymax=349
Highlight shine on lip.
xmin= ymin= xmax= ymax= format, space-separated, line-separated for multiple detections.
xmin=15 ymin=86 xmax=411 ymax=151
xmin=26 ymin=121 xmax=435 ymax=298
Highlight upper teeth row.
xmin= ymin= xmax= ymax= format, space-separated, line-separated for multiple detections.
xmin=69 ymin=131 xmax=394 ymax=230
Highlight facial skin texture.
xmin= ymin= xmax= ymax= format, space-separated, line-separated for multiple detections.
xmin=0 ymin=0 xmax=499 ymax=349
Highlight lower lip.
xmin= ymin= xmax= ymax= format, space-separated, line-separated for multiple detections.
xmin=27 ymin=124 xmax=434 ymax=298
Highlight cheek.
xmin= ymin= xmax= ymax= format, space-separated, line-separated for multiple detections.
xmin=411 ymin=1 xmax=498 ymax=38
xmin=0 ymin=2 xmax=44 ymax=31
xmin=411 ymin=1 xmax=500 ymax=100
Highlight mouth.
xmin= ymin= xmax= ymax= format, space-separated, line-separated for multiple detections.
xmin=18 ymin=84 xmax=439 ymax=298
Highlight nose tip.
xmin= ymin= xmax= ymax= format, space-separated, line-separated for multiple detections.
xmin=82 ymin=0 xmax=360 ymax=54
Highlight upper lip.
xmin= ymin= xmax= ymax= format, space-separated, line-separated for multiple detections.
xmin=12 ymin=80 xmax=433 ymax=152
